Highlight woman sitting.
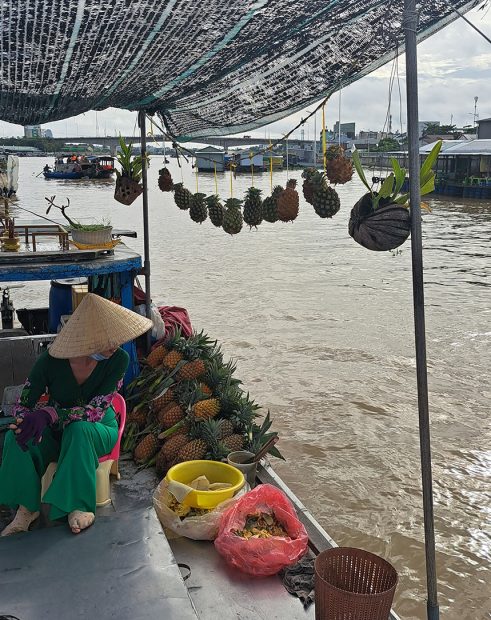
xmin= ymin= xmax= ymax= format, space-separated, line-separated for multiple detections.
xmin=0 ymin=293 xmax=151 ymax=536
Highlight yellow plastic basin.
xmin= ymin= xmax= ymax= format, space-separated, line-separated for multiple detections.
xmin=166 ymin=460 xmax=245 ymax=509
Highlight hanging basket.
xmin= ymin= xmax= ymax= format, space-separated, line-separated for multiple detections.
xmin=348 ymin=193 xmax=411 ymax=252
xmin=114 ymin=175 xmax=143 ymax=206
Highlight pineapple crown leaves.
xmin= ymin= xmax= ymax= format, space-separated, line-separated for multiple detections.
xmin=225 ymin=198 xmax=243 ymax=209
xmin=272 ymin=185 xmax=284 ymax=199
xmin=205 ymin=194 xmax=222 ymax=206
xmin=116 ymin=135 xmax=143 ymax=182
xmin=245 ymin=186 xmax=262 ymax=199
xmin=285 ymin=178 xmax=298 ymax=189
xmin=246 ymin=410 xmax=284 ymax=460
xmin=191 ymin=192 xmax=207 ymax=204
xmin=301 ymin=167 xmax=317 ymax=180
xmin=352 ymin=140 xmax=442 ymax=210
xmin=325 ymin=145 xmax=344 ymax=161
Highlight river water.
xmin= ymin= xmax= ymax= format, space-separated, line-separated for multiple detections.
xmin=4 ymin=157 xmax=490 ymax=619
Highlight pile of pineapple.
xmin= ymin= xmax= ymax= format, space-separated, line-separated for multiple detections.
xmin=123 ymin=330 xmax=282 ymax=477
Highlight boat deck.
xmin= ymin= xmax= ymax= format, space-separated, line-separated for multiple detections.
xmin=0 ymin=454 xmax=400 ymax=620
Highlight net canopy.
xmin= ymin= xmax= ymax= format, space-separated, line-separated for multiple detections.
xmin=0 ymin=0 xmax=483 ymax=140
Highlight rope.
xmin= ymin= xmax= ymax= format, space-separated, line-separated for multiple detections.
xmin=321 ymin=102 xmax=327 ymax=173
xmin=285 ymin=138 xmax=289 ymax=180
xmin=250 ymin=150 xmax=254 ymax=187
xmin=269 ymin=140 xmax=273 ymax=192
xmin=195 ymin=158 xmax=199 ymax=192
xmin=213 ymin=162 xmax=218 ymax=195
xmin=445 ymin=0 xmax=491 ymax=45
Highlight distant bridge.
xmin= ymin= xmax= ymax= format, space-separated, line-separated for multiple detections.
xmin=61 ymin=134 xmax=315 ymax=154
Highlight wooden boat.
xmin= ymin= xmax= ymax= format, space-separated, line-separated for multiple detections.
xmin=43 ymin=155 xmax=115 ymax=180
xmin=0 ymin=238 xmax=400 ymax=620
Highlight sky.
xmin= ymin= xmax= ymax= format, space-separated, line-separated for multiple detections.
xmin=0 ymin=5 xmax=490 ymax=143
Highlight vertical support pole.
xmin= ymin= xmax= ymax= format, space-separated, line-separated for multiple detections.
xmin=119 ymin=269 xmax=139 ymax=385
xmin=138 ymin=110 xmax=152 ymax=353
xmin=403 ymin=3 xmax=439 ymax=619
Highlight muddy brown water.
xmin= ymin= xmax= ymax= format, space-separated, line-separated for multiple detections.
xmin=3 ymin=157 xmax=490 ymax=619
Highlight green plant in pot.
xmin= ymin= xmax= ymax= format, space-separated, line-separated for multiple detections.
xmin=114 ymin=136 xmax=144 ymax=206
xmin=349 ymin=140 xmax=442 ymax=251
xmin=45 ymin=196 xmax=113 ymax=247
xmin=0 ymin=217 xmax=20 ymax=252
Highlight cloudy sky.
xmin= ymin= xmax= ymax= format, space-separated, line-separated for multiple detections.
xmin=1 ymin=5 xmax=490 ymax=142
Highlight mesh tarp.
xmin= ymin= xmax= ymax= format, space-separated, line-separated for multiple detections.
xmin=0 ymin=0 xmax=483 ymax=140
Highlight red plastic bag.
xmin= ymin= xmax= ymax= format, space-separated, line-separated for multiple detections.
xmin=214 ymin=484 xmax=309 ymax=576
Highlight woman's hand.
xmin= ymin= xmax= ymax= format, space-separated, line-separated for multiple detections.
xmin=12 ymin=410 xmax=52 ymax=452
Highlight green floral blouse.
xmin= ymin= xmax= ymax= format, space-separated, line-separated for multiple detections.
xmin=13 ymin=348 xmax=129 ymax=428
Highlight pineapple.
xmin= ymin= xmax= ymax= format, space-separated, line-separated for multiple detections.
xmin=277 ymin=179 xmax=299 ymax=222
xmin=325 ymin=146 xmax=353 ymax=185
xmin=199 ymin=382 xmax=212 ymax=396
xmin=127 ymin=408 xmax=148 ymax=428
xmin=158 ymin=167 xmax=174 ymax=192
xmin=311 ymin=172 xmax=341 ymax=218
xmin=177 ymin=359 xmax=206 ymax=381
xmin=151 ymin=386 xmax=175 ymax=410
xmin=206 ymin=195 xmax=225 ymax=227
xmin=223 ymin=433 xmax=245 ymax=452
xmin=146 ymin=344 xmax=167 ymax=368
xmin=192 ymin=398 xmax=220 ymax=421
xmin=222 ymin=198 xmax=243 ymax=235
xmin=134 ymin=433 xmax=159 ymax=464
xmin=301 ymin=168 xmax=317 ymax=205
xmin=262 ymin=185 xmax=283 ymax=223
xmin=173 ymin=183 xmax=192 ymax=210
xmin=162 ymin=434 xmax=190 ymax=462
xmin=155 ymin=446 xmax=168 ymax=477
xmin=243 ymin=187 xmax=263 ymax=229
xmin=201 ymin=419 xmax=229 ymax=461
xmin=189 ymin=193 xmax=208 ymax=224
xmin=158 ymin=403 xmax=184 ymax=429
xmin=217 ymin=418 xmax=235 ymax=439
xmin=176 ymin=438 xmax=207 ymax=462
xmin=163 ymin=349 xmax=184 ymax=370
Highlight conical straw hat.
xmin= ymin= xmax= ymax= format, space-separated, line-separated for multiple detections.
xmin=49 ymin=293 xmax=153 ymax=359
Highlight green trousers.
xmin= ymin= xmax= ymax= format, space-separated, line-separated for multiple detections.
xmin=0 ymin=410 xmax=118 ymax=520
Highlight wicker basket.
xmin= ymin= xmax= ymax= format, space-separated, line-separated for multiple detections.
xmin=70 ymin=226 xmax=113 ymax=246
xmin=314 ymin=548 xmax=398 ymax=620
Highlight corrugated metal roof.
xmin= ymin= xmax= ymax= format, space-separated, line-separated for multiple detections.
xmin=420 ymin=140 xmax=491 ymax=155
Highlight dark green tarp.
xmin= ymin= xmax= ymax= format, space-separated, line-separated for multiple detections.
xmin=0 ymin=0 xmax=483 ymax=139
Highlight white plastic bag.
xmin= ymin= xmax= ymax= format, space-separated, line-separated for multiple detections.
xmin=135 ymin=303 xmax=166 ymax=340
xmin=153 ymin=478 xmax=245 ymax=541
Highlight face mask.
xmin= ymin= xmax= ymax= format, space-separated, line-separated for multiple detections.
xmin=91 ymin=353 xmax=109 ymax=361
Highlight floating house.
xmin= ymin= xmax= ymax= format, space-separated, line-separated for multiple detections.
xmin=232 ymin=149 xmax=264 ymax=171
xmin=195 ymin=145 xmax=225 ymax=172
xmin=263 ymin=151 xmax=284 ymax=169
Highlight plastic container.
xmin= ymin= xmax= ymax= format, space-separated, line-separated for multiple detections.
xmin=227 ymin=450 xmax=257 ymax=487
xmin=48 ymin=278 xmax=87 ymax=332
xmin=314 ymin=547 xmax=398 ymax=620
xmin=165 ymin=460 xmax=245 ymax=509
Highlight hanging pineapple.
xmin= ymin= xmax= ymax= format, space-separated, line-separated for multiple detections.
xmin=262 ymin=185 xmax=283 ymax=223
xmin=243 ymin=187 xmax=263 ymax=229
xmin=311 ymin=171 xmax=341 ymax=218
xmin=222 ymin=198 xmax=243 ymax=235
xmin=158 ymin=167 xmax=174 ymax=192
xmin=325 ymin=146 xmax=353 ymax=185
xmin=189 ymin=193 xmax=208 ymax=223
xmin=206 ymin=195 xmax=225 ymax=227
xmin=277 ymin=179 xmax=300 ymax=222
xmin=301 ymin=168 xmax=317 ymax=205
xmin=173 ymin=183 xmax=192 ymax=210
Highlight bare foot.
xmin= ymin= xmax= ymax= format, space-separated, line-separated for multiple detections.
xmin=68 ymin=510 xmax=95 ymax=534
xmin=1 ymin=505 xmax=40 ymax=536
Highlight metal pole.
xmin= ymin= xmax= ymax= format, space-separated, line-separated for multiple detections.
xmin=403 ymin=3 xmax=439 ymax=619
xmin=138 ymin=110 xmax=152 ymax=353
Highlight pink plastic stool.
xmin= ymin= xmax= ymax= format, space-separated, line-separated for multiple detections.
xmin=40 ymin=393 xmax=127 ymax=507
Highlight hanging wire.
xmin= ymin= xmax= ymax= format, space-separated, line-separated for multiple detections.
xmin=195 ymin=157 xmax=199 ymax=192
xmin=445 ymin=0 xmax=491 ymax=45
xmin=213 ymin=162 xmax=218 ymax=195
xmin=321 ymin=102 xmax=327 ymax=173
xmin=285 ymin=138 xmax=289 ymax=180
xmin=269 ymin=140 xmax=273 ymax=192
xmin=250 ymin=150 xmax=254 ymax=187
